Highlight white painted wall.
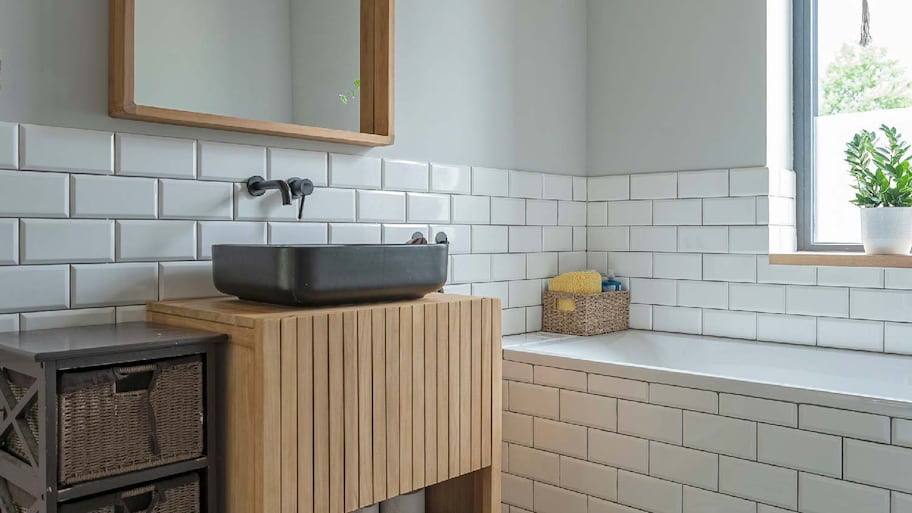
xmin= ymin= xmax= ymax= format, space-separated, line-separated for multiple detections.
xmin=290 ymin=0 xmax=361 ymax=132
xmin=134 ymin=0 xmax=294 ymax=123
xmin=587 ymin=0 xmax=772 ymax=175
xmin=0 ymin=0 xmax=588 ymax=176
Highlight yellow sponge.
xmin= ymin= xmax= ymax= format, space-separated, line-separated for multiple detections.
xmin=548 ymin=271 xmax=602 ymax=295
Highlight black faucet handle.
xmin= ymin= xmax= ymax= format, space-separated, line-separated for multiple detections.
xmin=288 ymin=178 xmax=314 ymax=198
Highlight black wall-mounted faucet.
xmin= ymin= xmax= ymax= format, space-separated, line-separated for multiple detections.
xmin=247 ymin=176 xmax=315 ymax=219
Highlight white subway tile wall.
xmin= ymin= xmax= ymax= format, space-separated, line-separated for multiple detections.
xmin=503 ymin=351 xmax=912 ymax=513
xmin=0 ymin=123 xmax=586 ymax=333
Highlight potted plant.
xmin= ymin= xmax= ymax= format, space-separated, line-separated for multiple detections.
xmin=846 ymin=124 xmax=912 ymax=254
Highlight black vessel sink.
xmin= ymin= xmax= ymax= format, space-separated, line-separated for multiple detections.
xmin=211 ymin=244 xmax=449 ymax=306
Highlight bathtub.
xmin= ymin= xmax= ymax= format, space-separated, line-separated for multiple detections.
xmin=501 ymin=330 xmax=912 ymax=512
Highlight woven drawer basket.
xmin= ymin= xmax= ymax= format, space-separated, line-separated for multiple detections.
xmin=57 ymin=356 xmax=204 ymax=486
xmin=542 ymin=290 xmax=630 ymax=336
xmin=60 ymin=473 xmax=200 ymax=513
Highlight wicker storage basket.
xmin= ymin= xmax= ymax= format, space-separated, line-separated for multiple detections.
xmin=60 ymin=473 xmax=200 ymax=513
xmin=57 ymin=356 xmax=204 ymax=486
xmin=542 ymin=290 xmax=630 ymax=336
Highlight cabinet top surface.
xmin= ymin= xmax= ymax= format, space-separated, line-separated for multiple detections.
xmin=0 ymin=322 xmax=225 ymax=362
xmin=148 ymin=293 xmax=481 ymax=328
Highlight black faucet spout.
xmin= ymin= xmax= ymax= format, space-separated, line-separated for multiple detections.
xmin=247 ymin=176 xmax=294 ymax=205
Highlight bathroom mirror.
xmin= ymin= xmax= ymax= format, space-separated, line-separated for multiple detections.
xmin=109 ymin=0 xmax=394 ymax=146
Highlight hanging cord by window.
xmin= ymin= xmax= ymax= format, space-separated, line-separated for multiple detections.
xmin=860 ymin=0 xmax=872 ymax=47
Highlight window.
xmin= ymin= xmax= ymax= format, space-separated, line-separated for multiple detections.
xmin=795 ymin=0 xmax=912 ymax=250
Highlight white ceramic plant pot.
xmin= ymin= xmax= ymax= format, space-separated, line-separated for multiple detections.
xmin=860 ymin=207 xmax=912 ymax=255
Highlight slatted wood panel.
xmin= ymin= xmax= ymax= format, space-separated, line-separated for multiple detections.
xmin=148 ymin=294 xmax=500 ymax=513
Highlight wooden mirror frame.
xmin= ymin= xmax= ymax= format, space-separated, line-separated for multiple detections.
xmin=109 ymin=0 xmax=394 ymax=146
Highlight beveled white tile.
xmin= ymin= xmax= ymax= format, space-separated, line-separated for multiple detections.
xmin=720 ymin=393 xmax=797 ymax=427
xmin=383 ymin=159 xmax=428 ymax=192
xmin=786 ymin=285 xmax=849 ymax=318
xmin=587 ymin=252 xmax=609 ymax=275
xmin=509 ymin=170 xmax=543 ymax=199
xmin=758 ymin=424 xmax=841 ymax=477
xmin=444 ymin=283 xmax=471 ymax=295
xmin=509 ymin=279 xmax=542 ymax=308
xmin=0 ymin=170 xmax=69 ymax=218
xmin=844 ymin=439 xmax=912 ymax=493
xmin=491 ymin=197 xmax=526 ymax=225
xmin=572 ymin=227 xmax=587 ymax=251
xmin=534 ymin=482 xmax=586 ymax=513
xmin=329 ymin=154 xmax=381 ymax=189
xmin=473 ymin=226 xmax=509 ymax=253
xmin=650 ymin=384 xmax=718 ymax=414
xmin=407 ymin=193 xmax=450 ymax=223
xmin=534 ymin=417 xmax=587 ymax=459
xmin=0 ymin=122 xmax=17 ymax=169
xmin=509 ymin=445 xmax=559 ymax=485
xmin=451 ymin=254 xmax=491 ymax=283
xmin=608 ymin=201 xmax=652 ymax=226
xmin=21 ymin=124 xmax=113 ymax=174
xmin=589 ymin=374 xmax=649 ymax=401
xmin=0 ymin=314 xmax=19 ymax=333
xmin=817 ymin=317 xmax=883 ymax=351
xmin=630 ymin=172 xmax=677 ymax=199
xmin=589 ymin=175 xmax=629 ymax=201
xmin=0 ymin=220 xmax=17 ymax=265
xmin=198 ymin=221 xmax=267 ymax=259
xmin=818 ymin=266 xmax=883 ymax=288
xmin=678 ymin=226 xmax=728 ymax=253
xmin=558 ymin=201 xmax=587 ymax=226
xmin=590 ymin=430 xmax=648 ymax=473
xmin=894 ymin=419 xmax=912 ymax=448
xmin=491 ymin=254 xmax=526 ymax=281
xmin=560 ymin=390 xmax=617 ymax=431
xmin=472 ymin=167 xmax=509 ymax=197
xmin=799 ymin=473 xmax=889 ymax=513
xmin=571 ymin=176 xmax=587 ymax=201
xmin=20 ymin=308 xmax=115 ymax=331
xmin=678 ymin=280 xmax=728 ymax=309
xmin=684 ymin=411 xmax=757 ymax=460
xmin=71 ymin=263 xmax=158 ymax=307
xmin=702 ymin=309 xmax=756 ymax=339
xmin=852 ymin=288 xmax=912 ymax=323
xmin=21 ymin=219 xmax=114 ymax=264
xmin=730 ymin=283 xmax=785 ymax=313
xmin=652 ymin=306 xmax=702 ymax=335
xmin=542 ymin=174 xmax=573 ymax=200
xmin=117 ymin=220 xmax=195 ymax=262
xmin=729 ymin=167 xmax=770 ymax=196
xmin=560 ymin=457 xmax=617 ymax=501
xmin=198 ymin=141 xmax=265 ymax=181
xmin=452 ymin=195 xmax=490 ymax=224
xmin=471 ymin=282 xmax=509 ymax=307
xmin=71 ymin=175 xmax=157 ymax=219
xmin=757 ymin=313 xmax=816 ymax=345
xmin=299 ymin=187 xmax=356 ymax=222
xmin=630 ymin=227 xmax=676 ymax=252
xmin=116 ymin=305 xmax=147 ymax=323
xmin=629 ymin=278 xmax=676 ymax=306
xmin=800 ymin=405 xmax=890 ymax=443
xmin=381 ymin=224 xmax=428 ymax=245
xmin=534 ymin=365 xmax=586 ymax=391
xmin=526 ymin=200 xmax=557 ymax=226
xmin=653 ymin=253 xmax=701 ymax=280
xmin=159 ymin=179 xmax=233 ymax=220
xmin=329 ymin=223 xmax=381 ymax=244
xmin=542 ymin=227 xmax=572 ymax=252
xmin=502 ymin=473 xmax=534 ymax=510
xmin=526 ymin=306 xmax=542 ymax=332
xmin=431 ymin=225 xmax=471 ymax=254
xmin=629 ymin=303 xmax=653 ymax=329
xmin=729 ymin=226 xmax=770 ymax=254
xmin=558 ymin=252 xmax=588 ymax=274
xmin=588 ymin=202 xmax=608 ymax=226
xmin=268 ymin=148 xmax=328 ymax=186
xmin=618 ymin=400 xmax=683 ymax=444
xmin=885 ymin=269 xmax=912 ymax=289
xmin=357 ymin=190 xmax=406 ymax=223
xmin=653 ymin=199 xmax=702 ymax=225
xmin=649 ymin=442 xmax=718 ymax=490
xmin=116 ymin=134 xmax=196 ymax=178
xmin=757 ymin=256 xmax=816 ymax=285
xmin=0 ymin=265 xmax=70 ymax=313
xmin=158 ymin=261 xmax=223 ymax=300
xmin=509 ymin=381 xmax=559 ymax=418
xmin=684 ymin=487 xmax=755 ymax=513
xmin=678 ymin=169 xmax=729 ymax=198
xmin=703 ymin=197 xmax=756 ymax=225
xmin=885 ymin=322 xmax=912 ymax=355
xmin=719 ymin=457 xmax=796 ymax=510
xmin=430 ymin=163 xmax=471 ymax=194
xmin=703 ymin=254 xmax=756 ymax=283
xmin=618 ymin=470 xmax=683 ymax=513
xmin=895 ymin=492 xmax=912 ymax=513
xmin=608 ymin=252 xmax=652 ymax=278
xmin=509 ymin=226 xmax=542 ymax=253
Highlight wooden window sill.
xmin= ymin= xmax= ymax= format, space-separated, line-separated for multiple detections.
xmin=769 ymin=252 xmax=912 ymax=268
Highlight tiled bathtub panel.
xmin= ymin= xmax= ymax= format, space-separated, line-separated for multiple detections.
xmin=502 ymin=352 xmax=912 ymax=513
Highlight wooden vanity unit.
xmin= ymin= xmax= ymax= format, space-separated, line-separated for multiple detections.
xmin=147 ymin=293 xmax=502 ymax=513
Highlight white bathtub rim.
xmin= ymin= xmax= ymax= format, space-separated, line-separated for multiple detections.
xmin=504 ymin=333 xmax=912 ymax=420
